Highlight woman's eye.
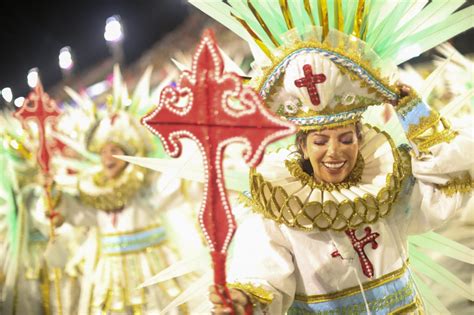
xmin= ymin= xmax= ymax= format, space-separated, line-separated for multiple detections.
xmin=313 ymin=141 xmax=327 ymax=146
xmin=340 ymin=137 xmax=353 ymax=144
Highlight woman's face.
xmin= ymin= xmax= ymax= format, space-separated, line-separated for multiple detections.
xmin=100 ymin=143 xmax=128 ymax=179
xmin=301 ymin=125 xmax=359 ymax=184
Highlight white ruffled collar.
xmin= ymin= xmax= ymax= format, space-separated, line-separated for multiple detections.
xmin=246 ymin=125 xmax=410 ymax=231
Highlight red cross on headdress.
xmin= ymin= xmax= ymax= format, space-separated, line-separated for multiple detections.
xmin=294 ymin=64 xmax=326 ymax=106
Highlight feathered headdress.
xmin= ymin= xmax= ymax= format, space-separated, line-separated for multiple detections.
xmin=190 ymin=0 xmax=473 ymax=130
xmin=61 ymin=65 xmax=168 ymax=158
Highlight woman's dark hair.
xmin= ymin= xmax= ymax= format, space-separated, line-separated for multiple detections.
xmin=295 ymin=122 xmax=363 ymax=175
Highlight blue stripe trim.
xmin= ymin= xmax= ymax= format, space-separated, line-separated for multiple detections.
xmin=397 ymin=101 xmax=432 ymax=132
xmin=100 ymin=226 xmax=166 ymax=254
xmin=101 ymin=226 xmax=165 ymax=244
xmin=289 ymin=269 xmax=417 ymax=315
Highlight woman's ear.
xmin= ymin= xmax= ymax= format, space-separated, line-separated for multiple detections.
xmin=299 ymin=139 xmax=309 ymax=160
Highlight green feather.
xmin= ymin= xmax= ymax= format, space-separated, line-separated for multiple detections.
xmin=228 ymin=0 xmax=281 ymax=48
xmin=309 ymin=0 xmax=321 ymax=26
xmin=288 ymin=1 xmax=312 ymax=36
xmin=367 ymin=0 xmax=414 ymax=53
xmin=342 ymin=0 xmax=358 ymax=34
xmin=189 ymin=0 xmax=252 ymax=43
xmin=411 ymin=273 xmax=451 ymax=314
xmin=0 ymin=146 xmax=19 ymax=260
xmin=129 ymin=66 xmax=152 ymax=115
xmin=252 ymin=0 xmax=287 ymax=36
xmin=390 ymin=0 xmax=462 ymax=45
xmin=410 ymin=244 xmax=473 ymax=301
xmin=326 ymin=0 xmax=335 ymax=30
xmin=384 ymin=6 xmax=474 ymax=64
xmin=409 ymin=232 xmax=474 ymax=264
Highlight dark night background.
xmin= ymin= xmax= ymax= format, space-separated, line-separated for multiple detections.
xmin=0 ymin=0 xmax=472 ymax=107
xmin=0 ymin=0 xmax=189 ymax=103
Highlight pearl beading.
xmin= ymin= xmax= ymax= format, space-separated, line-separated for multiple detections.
xmin=332 ymin=227 xmax=380 ymax=279
xmin=288 ymin=107 xmax=365 ymax=126
xmin=142 ymin=30 xmax=296 ymax=254
xmin=294 ymin=64 xmax=326 ymax=106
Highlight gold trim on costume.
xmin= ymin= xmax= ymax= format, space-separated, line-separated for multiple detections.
xmin=78 ymin=165 xmax=147 ymax=212
xmin=285 ymin=153 xmax=364 ymax=191
xmin=395 ymin=91 xmax=420 ymax=117
xmin=436 ymin=173 xmax=474 ymax=197
xmin=407 ymin=111 xmax=441 ymax=141
xmin=295 ymin=263 xmax=408 ymax=303
xmin=304 ymin=0 xmax=316 ymax=26
xmin=390 ymin=296 xmax=423 ymax=314
xmin=352 ymin=0 xmax=366 ymax=38
xmin=228 ymin=282 xmax=274 ymax=305
xmin=40 ymin=265 xmax=52 ymax=315
xmin=334 ymin=0 xmax=344 ymax=32
xmin=247 ymin=0 xmax=280 ymax=47
xmin=412 ymin=117 xmax=458 ymax=152
xmin=2 ymin=132 xmax=32 ymax=160
xmin=245 ymin=127 xmax=410 ymax=232
xmin=297 ymin=117 xmax=363 ymax=131
xmin=231 ymin=13 xmax=273 ymax=59
xmin=317 ymin=0 xmax=329 ymax=40
xmin=279 ymin=0 xmax=294 ymax=30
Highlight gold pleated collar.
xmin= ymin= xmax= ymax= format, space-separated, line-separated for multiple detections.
xmin=245 ymin=125 xmax=411 ymax=232
xmin=78 ymin=164 xmax=148 ymax=212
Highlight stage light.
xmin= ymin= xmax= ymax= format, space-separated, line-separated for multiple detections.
xmin=14 ymin=97 xmax=25 ymax=107
xmin=104 ymin=15 xmax=123 ymax=42
xmin=59 ymin=46 xmax=74 ymax=70
xmin=27 ymin=68 xmax=39 ymax=88
xmin=2 ymin=87 xmax=13 ymax=103
xmin=86 ymin=80 xmax=109 ymax=97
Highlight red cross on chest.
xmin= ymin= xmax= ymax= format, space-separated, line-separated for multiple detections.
xmin=331 ymin=226 xmax=380 ymax=278
xmin=294 ymin=64 xmax=326 ymax=106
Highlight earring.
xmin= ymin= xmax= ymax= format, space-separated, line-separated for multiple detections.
xmin=303 ymin=154 xmax=308 ymax=160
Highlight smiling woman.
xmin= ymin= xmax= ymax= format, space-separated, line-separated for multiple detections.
xmin=99 ymin=143 xmax=128 ymax=179
xmin=34 ymin=67 xmax=201 ymax=314
xmin=193 ymin=1 xmax=474 ymax=314
xmin=296 ymin=124 xmax=361 ymax=184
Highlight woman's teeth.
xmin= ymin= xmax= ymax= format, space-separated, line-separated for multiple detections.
xmin=322 ymin=161 xmax=345 ymax=170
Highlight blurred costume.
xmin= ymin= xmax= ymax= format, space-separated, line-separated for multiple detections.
xmin=190 ymin=1 xmax=473 ymax=314
xmin=0 ymin=110 xmax=83 ymax=315
xmin=46 ymin=67 xmax=196 ymax=315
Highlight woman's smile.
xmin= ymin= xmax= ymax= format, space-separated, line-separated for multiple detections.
xmin=299 ymin=124 xmax=360 ymax=184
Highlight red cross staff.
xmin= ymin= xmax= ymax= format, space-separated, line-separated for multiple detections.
xmin=332 ymin=227 xmax=380 ymax=278
xmin=294 ymin=64 xmax=326 ymax=105
xmin=142 ymin=29 xmax=295 ymax=313
xmin=15 ymin=82 xmax=61 ymax=175
xmin=14 ymin=80 xmax=64 ymax=314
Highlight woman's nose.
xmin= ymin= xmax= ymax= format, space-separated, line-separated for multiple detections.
xmin=327 ymin=140 xmax=340 ymax=156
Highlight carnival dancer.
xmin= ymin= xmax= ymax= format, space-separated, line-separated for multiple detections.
xmin=45 ymin=67 xmax=198 ymax=315
xmin=185 ymin=1 xmax=474 ymax=314
xmin=0 ymin=108 xmax=86 ymax=315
